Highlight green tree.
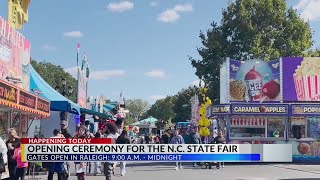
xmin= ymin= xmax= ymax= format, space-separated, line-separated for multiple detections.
xmin=31 ymin=60 xmax=78 ymax=102
xmin=146 ymin=96 xmax=176 ymax=128
xmin=125 ymin=99 xmax=150 ymax=121
xmin=190 ymin=0 xmax=313 ymax=102
xmin=172 ymin=86 xmax=197 ymax=123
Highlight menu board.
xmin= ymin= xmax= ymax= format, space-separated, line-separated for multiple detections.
xmin=0 ymin=81 xmax=18 ymax=103
xmin=19 ymin=90 xmax=36 ymax=109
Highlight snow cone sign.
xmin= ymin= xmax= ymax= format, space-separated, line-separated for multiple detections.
xmin=228 ymin=59 xmax=281 ymax=102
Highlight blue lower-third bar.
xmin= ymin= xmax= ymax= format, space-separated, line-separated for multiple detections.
xmin=25 ymin=154 xmax=260 ymax=162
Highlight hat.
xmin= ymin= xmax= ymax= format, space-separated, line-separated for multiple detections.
xmin=60 ymin=120 xmax=68 ymax=126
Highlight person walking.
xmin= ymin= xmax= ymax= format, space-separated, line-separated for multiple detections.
xmin=104 ymin=123 xmax=119 ymax=180
xmin=116 ymin=130 xmax=130 ymax=176
xmin=6 ymin=128 xmax=20 ymax=180
xmin=170 ymin=130 xmax=184 ymax=170
xmin=189 ymin=127 xmax=201 ymax=167
xmin=47 ymin=129 xmax=67 ymax=180
xmin=12 ymin=141 xmax=27 ymax=180
xmin=74 ymin=125 xmax=93 ymax=180
xmin=213 ymin=131 xmax=226 ymax=168
xmin=93 ymin=130 xmax=102 ymax=176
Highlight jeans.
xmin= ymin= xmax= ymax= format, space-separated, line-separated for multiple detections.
xmin=119 ymin=162 xmax=126 ymax=176
xmin=15 ymin=167 xmax=26 ymax=180
xmin=47 ymin=171 xmax=65 ymax=180
xmin=175 ymin=162 xmax=182 ymax=167
xmin=103 ymin=162 xmax=114 ymax=180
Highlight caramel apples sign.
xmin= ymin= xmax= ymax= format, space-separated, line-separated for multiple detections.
xmin=231 ymin=104 xmax=288 ymax=115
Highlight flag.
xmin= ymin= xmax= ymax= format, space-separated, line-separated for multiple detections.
xmin=77 ymin=44 xmax=80 ymax=67
xmin=86 ymin=63 xmax=90 ymax=78
xmin=81 ymin=52 xmax=87 ymax=70
xmin=8 ymin=0 xmax=30 ymax=30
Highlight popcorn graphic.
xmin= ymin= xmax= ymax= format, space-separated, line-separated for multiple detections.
xmin=293 ymin=57 xmax=320 ymax=101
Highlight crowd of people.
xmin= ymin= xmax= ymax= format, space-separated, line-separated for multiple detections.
xmin=0 ymin=118 xmax=226 ymax=180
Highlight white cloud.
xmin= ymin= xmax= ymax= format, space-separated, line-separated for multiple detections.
xmin=64 ymin=66 xmax=78 ymax=78
xmin=107 ymin=1 xmax=134 ymax=12
xmin=294 ymin=0 xmax=320 ymax=21
xmin=150 ymin=1 xmax=157 ymax=7
xmin=63 ymin=31 xmax=83 ymax=38
xmin=64 ymin=66 xmax=126 ymax=80
xmin=192 ymin=80 xmax=200 ymax=86
xmin=42 ymin=44 xmax=56 ymax=51
xmin=157 ymin=3 xmax=193 ymax=23
xmin=91 ymin=70 xmax=126 ymax=80
xmin=149 ymin=95 xmax=166 ymax=101
xmin=173 ymin=4 xmax=193 ymax=12
xmin=144 ymin=70 xmax=166 ymax=78
xmin=157 ymin=10 xmax=180 ymax=23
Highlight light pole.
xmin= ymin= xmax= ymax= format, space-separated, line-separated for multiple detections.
xmin=55 ymin=78 xmax=74 ymax=121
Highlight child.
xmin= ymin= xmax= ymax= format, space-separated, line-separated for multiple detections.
xmin=12 ymin=141 xmax=28 ymax=180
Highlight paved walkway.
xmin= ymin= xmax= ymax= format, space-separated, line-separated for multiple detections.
xmin=26 ymin=163 xmax=320 ymax=180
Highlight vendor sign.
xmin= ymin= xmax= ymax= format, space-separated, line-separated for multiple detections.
xmin=228 ymin=59 xmax=281 ymax=102
xmin=231 ymin=104 xmax=288 ymax=115
xmin=291 ymin=104 xmax=320 ymax=115
xmin=211 ymin=105 xmax=230 ymax=116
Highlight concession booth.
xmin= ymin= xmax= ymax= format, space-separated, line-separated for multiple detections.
xmin=228 ymin=103 xmax=289 ymax=144
xmin=289 ymin=104 xmax=320 ymax=161
xmin=217 ymin=57 xmax=320 ymax=162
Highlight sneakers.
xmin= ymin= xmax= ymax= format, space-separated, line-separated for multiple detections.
xmin=222 ymin=165 xmax=225 ymax=168
xmin=179 ymin=166 xmax=183 ymax=169
xmin=175 ymin=166 xmax=179 ymax=170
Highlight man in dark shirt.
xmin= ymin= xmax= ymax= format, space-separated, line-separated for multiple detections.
xmin=161 ymin=131 xmax=170 ymax=144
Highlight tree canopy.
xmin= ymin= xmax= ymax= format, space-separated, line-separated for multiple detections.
xmin=190 ymin=0 xmax=314 ymax=102
xmin=125 ymin=99 xmax=150 ymax=121
xmin=31 ymin=60 xmax=78 ymax=102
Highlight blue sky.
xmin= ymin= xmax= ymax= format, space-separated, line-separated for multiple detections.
xmin=0 ymin=0 xmax=319 ymax=104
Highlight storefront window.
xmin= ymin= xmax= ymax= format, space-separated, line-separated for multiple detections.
xmin=267 ymin=117 xmax=285 ymax=138
xmin=289 ymin=117 xmax=306 ymax=139
xmin=307 ymin=117 xmax=320 ymax=139
xmin=0 ymin=112 xmax=8 ymax=140
xmin=229 ymin=116 xmax=266 ymax=138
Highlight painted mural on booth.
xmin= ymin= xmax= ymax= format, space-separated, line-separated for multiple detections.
xmin=0 ymin=17 xmax=30 ymax=90
xmin=282 ymin=57 xmax=320 ymax=101
xmin=229 ymin=59 xmax=281 ymax=102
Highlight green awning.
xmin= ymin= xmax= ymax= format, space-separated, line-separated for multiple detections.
xmin=80 ymin=108 xmax=113 ymax=119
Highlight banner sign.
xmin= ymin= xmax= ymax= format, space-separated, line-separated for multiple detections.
xmin=0 ymin=17 xmax=31 ymax=91
xmin=282 ymin=57 xmax=320 ymax=101
xmin=19 ymin=90 xmax=36 ymax=109
xmin=0 ymin=80 xmax=18 ymax=103
xmin=228 ymin=59 xmax=281 ymax=102
xmin=231 ymin=104 xmax=289 ymax=115
xmin=211 ymin=105 xmax=230 ymax=115
xmin=291 ymin=104 xmax=320 ymax=115
xmin=77 ymin=67 xmax=87 ymax=108
xmin=0 ymin=79 xmax=49 ymax=117
xmin=37 ymin=97 xmax=50 ymax=114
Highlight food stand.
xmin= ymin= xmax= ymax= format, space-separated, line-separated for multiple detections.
xmin=210 ymin=105 xmax=229 ymax=139
xmin=289 ymin=104 xmax=320 ymax=161
xmin=228 ymin=104 xmax=288 ymax=144
xmin=0 ymin=79 xmax=50 ymax=138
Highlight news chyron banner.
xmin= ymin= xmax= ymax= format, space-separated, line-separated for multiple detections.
xmin=20 ymin=138 xmax=292 ymax=162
